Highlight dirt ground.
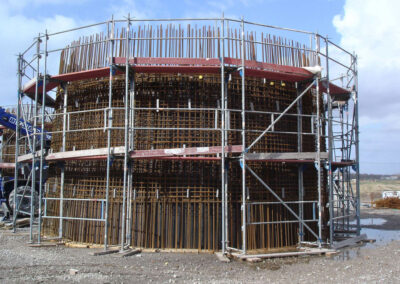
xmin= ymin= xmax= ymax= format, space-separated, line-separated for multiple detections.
xmin=0 ymin=207 xmax=399 ymax=283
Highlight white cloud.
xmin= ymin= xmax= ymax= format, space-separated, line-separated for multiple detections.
xmin=333 ymin=0 xmax=400 ymax=174
xmin=333 ymin=0 xmax=400 ymax=116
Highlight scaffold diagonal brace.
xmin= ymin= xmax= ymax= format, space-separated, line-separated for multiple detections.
xmin=246 ymin=79 xmax=315 ymax=152
xmin=246 ymin=164 xmax=320 ymax=241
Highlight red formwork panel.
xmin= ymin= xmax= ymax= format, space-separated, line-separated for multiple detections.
xmin=22 ymin=56 xmax=351 ymax=98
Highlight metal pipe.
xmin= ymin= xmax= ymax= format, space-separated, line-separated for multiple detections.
xmin=317 ymin=53 xmax=353 ymax=72
xmin=235 ymin=19 xmax=314 ymax=35
xmin=325 ymin=37 xmax=334 ymax=245
xmin=249 ymin=200 xmax=317 ymax=205
xmin=296 ymin=82 xmax=304 ymax=244
xmin=240 ymin=17 xmax=247 ymax=254
xmin=21 ymin=40 xmax=38 ymax=56
xmin=45 ymin=197 xmax=106 ymax=201
xmin=354 ymin=55 xmax=360 ymax=236
xmin=28 ymin=34 xmax=41 ymax=242
xmin=59 ymin=84 xmax=68 ymax=239
xmin=120 ymin=14 xmax=130 ymax=252
xmin=220 ymin=14 xmax=226 ymax=254
xmin=331 ymin=214 xmax=354 ymax=220
xmin=126 ymin=27 xmax=136 ymax=245
xmin=46 ymin=21 xmax=109 ymax=37
xmin=38 ymin=30 xmax=48 ymax=244
xmin=43 ymin=197 xmax=106 ymax=202
xmin=104 ymin=17 xmax=115 ymax=251
xmin=13 ymin=54 xmax=23 ymax=233
xmin=315 ymin=35 xmax=322 ymax=247
xmin=42 ymin=127 xmax=317 ymax=136
xmin=43 ymin=216 xmax=107 ymax=222
xmin=249 ymin=219 xmax=317 ymax=225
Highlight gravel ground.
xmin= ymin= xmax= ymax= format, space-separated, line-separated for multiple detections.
xmin=0 ymin=208 xmax=399 ymax=283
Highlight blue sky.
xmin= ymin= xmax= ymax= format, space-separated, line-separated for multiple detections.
xmin=0 ymin=0 xmax=399 ymax=175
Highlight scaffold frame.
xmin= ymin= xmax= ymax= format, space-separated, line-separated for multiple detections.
xmin=9 ymin=15 xmax=360 ymax=256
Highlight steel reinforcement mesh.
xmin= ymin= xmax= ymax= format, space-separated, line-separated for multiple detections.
xmin=43 ymin=73 xmax=327 ymax=251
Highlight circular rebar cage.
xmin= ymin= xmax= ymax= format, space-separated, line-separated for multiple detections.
xmin=39 ymin=19 xmax=330 ymax=252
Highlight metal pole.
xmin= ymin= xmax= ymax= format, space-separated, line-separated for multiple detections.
xmin=13 ymin=54 xmax=23 ymax=233
xmin=127 ymin=58 xmax=136 ymax=247
xmin=120 ymin=15 xmax=130 ymax=252
xmin=38 ymin=30 xmax=48 ymax=244
xmin=220 ymin=15 xmax=226 ymax=254
xmin=240 ymin=17 xmax=246 ymax=254
xmin=104 ymin=17 xmax=115 ymax=251
xmin=315 ymin=35 xmax=322 ymax=247
xmin=29 ymin=34 xmax=41 ymax=243
xmin=354 ymin=55 xmax=360 ymax=236
xmin=341 ymin=108 xmax=345 ymax=231
xmin=345 ymin=107 xmax=350 ymax=234
xmin=296 ymin=82 xmax=304 ymax=244
xmin=325 ymin=38 xmax=334 ymax=244
xmin=59 ymin=84 xmax=68 ymax=239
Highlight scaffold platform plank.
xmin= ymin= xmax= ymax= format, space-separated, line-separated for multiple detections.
xmin=0 ymin=163 xmax=15 ymax=169
xmin=19 ymin=145 xmax=244 ymax=163
xmin=17 ymin=147 xmax=351 ymax=164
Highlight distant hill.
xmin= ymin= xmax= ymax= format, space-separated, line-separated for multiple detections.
xmin=356 ymin=174 xmax=400 ymax=181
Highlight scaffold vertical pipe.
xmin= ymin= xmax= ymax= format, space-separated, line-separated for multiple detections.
xmin=315 ymin=34 xmax=322 ymax=247
xmin=38 ymin=30 xmax=48 ymax=244
xmin=127 ymin=65 xmax=136 ymax=246
xmin=13 ymin=54 xmax=23 ymax=233
xmin=29 ymin=34 xmax=41 ymax=243
xmin=59 ymin=84 xmax=67 ymax=239
xmin=341 ymin=107 xmax=345 ymax=231
xmin=354 ymin=54 xmax=361 ymax=236
xmin=345 ymin=109 xmax=350 ymax=234
xmin=220 ymin=15 xmax=226 ymax=254
xmin=325 ymin=38 xmax=334 ymax=244
xmin=120 ymin=15 xmax=130 ymax=252
xmin=240 ymin=17 xmax=246 ymax=254
xmin=296 ymin=82 xmax=304 ymax=244
xmin=104 ymin=17 xmax=115 ymax=250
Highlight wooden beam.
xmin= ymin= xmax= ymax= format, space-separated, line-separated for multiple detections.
xmin=333 ymin=234 xmax=367 ymax=249
xmin=236 ymin=248 xmax=336 ymax=260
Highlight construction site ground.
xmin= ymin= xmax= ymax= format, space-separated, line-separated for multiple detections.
xmin=0 ymin=207 xmax=399 ymax=283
